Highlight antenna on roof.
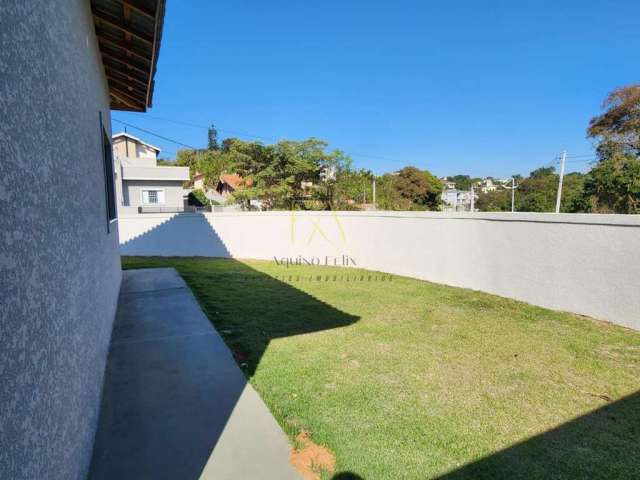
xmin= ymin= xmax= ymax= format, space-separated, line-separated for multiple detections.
xmin=124 ymin=126 xmax=127 ymax=133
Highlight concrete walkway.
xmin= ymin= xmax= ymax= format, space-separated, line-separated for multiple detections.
xmin=89 ymin=268 xmax=300 ymax=480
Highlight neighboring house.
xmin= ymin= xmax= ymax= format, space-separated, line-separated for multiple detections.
xmin=1 ymin=1 xmax=166 ymax=478
xmin=216 ymin=173 xmax=253 ymax=199
xmin=442 ymin=189 xmax=477 ymax=211
xmin=476 ymin=177 xmax=511 ymax=193
xmin=477 ymin=177 xmax=498 ymax=193
xmin=442 ymin=179 xmax=457 ymax=190
xmin=112 ymin=132 xmax=189 ymax=211
xmin=192 ymin=171 xmax=227 ymax=204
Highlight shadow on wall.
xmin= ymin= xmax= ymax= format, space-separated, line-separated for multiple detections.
xmin=120 ymin=213 xmax=232 ymax=257
xmin=436 ymin=390 xmax=640 ymax=479
xmin=92 ymin=215 xmax=361 ymax=479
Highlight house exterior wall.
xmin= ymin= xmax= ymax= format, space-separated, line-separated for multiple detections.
xmin=123 ymin=180 xmax=187 ymax=207
xmin=118 ymin=211 xmax=640 ymax=331
xmin=113 ymin=137 xmax=158 ymax=161
xmin=0 ymin=1 xmax=122 ymax=479
xmin=113 ymin=137 xmax=129 ymax=160
xmin=193 ymin=175 xmax=205 ymax=189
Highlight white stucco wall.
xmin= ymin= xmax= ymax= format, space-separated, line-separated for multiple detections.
xmin=122 ymin=180 xmax=187 ymax=207
xmin=0 ymin=1 xmax=122 ymax=479
xmin=119 ymin=211 xmax=640 ymax=330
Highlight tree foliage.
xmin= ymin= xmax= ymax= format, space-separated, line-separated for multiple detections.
xmin=584 ymin=84 xmax=640 ymax=213
xmin=476 ymin=168 xmax=586 ymax=213
xmin=588 ymin=85 xmax=640 ymax=156
xmin=583 ymin=154 xmax=640 ymax=213
xmin=207 ymin=124 xmax=219 ymax=151
xmin=448 ymin=174 xmax=481 ymax=191
xmin=188 ymin=189 xmax=209 ymax=207
xmin=379 ymin=167 xmax=443 ymax=210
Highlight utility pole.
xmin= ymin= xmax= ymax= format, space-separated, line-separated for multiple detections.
xmin=372 ymin=179 xmax=376 ymax=207
xmin=470 ymin=185 xmax=475 ymax=212
xmin=511 ymin=177 xmax=515 ymax=212
xmin=555 ymin=150 xmax=566 ymax=213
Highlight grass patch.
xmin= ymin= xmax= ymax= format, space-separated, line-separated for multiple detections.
xmin=122 ymin=256 xmax=640 ymax=479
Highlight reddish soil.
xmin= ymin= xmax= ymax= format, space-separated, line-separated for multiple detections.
xmin=290 ymin=431 xmax=336 ymax=480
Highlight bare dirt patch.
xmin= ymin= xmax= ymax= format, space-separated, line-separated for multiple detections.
xmin=290 ymin=431 xmax=336 ymax=480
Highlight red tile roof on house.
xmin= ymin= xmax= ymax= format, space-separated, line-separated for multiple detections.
xmin=219 ymin=174 xmax=252 ymax=189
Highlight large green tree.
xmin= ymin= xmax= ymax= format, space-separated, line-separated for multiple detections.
xmin=382 ymin=167 xmax=443 ymax=211
xmin=584 ymin=84 xmax=640 ymax=213
xmin=232 ymin=138 xmax=343 ymax=210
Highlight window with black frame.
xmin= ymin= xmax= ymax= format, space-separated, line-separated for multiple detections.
xmin=100 ymin=113 xmax=117 ymax=228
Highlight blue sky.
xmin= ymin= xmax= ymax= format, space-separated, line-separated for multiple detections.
xmin=113 ymin=0 xmax=639 ymax=178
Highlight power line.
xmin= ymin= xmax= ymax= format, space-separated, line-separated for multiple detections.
xmin=112 ymin=116 xmax=600 ymax=174
xmin=113 ymin=115 xmax=411 ymax=165
xmin=137 ymin=114 xmax=278 ymax=141
xmin=112 ymin=119 xmax=199 ymax=149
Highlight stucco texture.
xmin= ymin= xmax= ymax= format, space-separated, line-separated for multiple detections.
xmin=0 ymin=1 xmax=122 ymax=479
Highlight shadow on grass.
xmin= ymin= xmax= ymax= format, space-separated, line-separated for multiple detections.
xmin=332 ymin=472 xmax=365 ymax=479
xmin=436 ymin=390 xmax=640 ymax=479
xmin=179 ymin=260 xmax=361 ymax=377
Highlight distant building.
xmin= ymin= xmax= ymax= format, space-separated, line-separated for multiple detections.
xmin=476 ymin=177 xmax=511 ymax=193
xmin=192 ymin=172 xmax=226 ymax=204
xmin=477 ymin=178 xmax=498 ymax=193
xmin=216 ymin=173 xmax=253 ymax=199
xmin=442 ymin=179 xmax=457 ymax=190
xmin=442 ymin=189 xmax=477 ymax=212
xmin=112 ymin=132 xmax=190 ymax=211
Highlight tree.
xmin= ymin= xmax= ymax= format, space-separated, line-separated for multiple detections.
xmin=375 ymin=173 xmax=403 ymax=210
xmin=448 ymin=174 xmax=481 ymax=191
xmin=475 ymin=167 xmax=586 ymax=213
xmin=175 ymin=149 xmax=199 ymax=178
xmin=583 ymin=84 xmax=640 ymax=213
xmin=476 ymin=189 xmax=510 ymax=212
xmin=324 ymin=168 xmax=373 ymax=210
xmin=529 ymin=166 xmax=556 ymax=179
xmin=588 ymin=85 xmax=640 ymax=156
xmin=231 ymin=139 xmax=328 ymax=210
xmin=188 ymin=189 xmax=209 ymax=206
xmin=583 ymin=155 xmax=640 ymax=213
xmin=390 ymin=167 xmax=442 ymax=211
xmin=315 ymin=150 xmax=356 ymax=209
xmin=207 ymin=124 xmax=219 ymax=151
xmin=196 ymin=150 xmax=233 ymax=188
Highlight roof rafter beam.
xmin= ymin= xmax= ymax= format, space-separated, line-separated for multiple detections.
xmin=122 ymin=0 xmax=156 ymax=19
xmin=101 ymin=50 xmax=150 ymax=77
xmin=107 ymin=76 xmax=147 ymax=99
xmin=105 ymin=69 xmax=148 ymax=90
xmin=96 ymin=30 xmax=151 ymax=63
xmin=93 ymin=10 xmax=154 ymax=45
xmin=109 ymin=84 xmax=146 ymax=110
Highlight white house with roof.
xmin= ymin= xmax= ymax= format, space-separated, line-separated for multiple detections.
xmin=442 ymin=188 xmax=477 ymax=211
xmin=112 ymin=132 xmax=190 ymax=211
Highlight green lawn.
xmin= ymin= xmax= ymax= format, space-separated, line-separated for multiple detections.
xmin=122 ymin=257 xmax=640 ymax=479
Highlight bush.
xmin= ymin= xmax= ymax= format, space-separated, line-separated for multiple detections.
xmin=188 ymin=189 xmax=209 ymax=206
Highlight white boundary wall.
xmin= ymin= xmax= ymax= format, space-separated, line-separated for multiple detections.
xmin=119 ymin=211 xmax=640 ymax=330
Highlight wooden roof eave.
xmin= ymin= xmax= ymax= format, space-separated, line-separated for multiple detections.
xmin=91 ymin=0 xmax=166 ymax=112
